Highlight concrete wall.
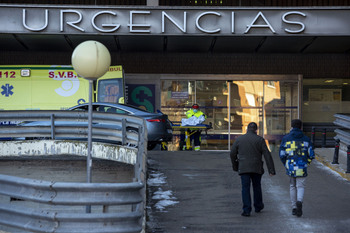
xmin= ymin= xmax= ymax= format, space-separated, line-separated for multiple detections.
xmin=0 ymin=156 xmax=134 ymax=183
xmin=0 ymin=140 xmax=136 ymax=182
xmin=0 ymin=140 xmax=138 ymax=165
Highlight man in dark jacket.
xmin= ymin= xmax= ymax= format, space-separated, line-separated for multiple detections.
xmin=230 ymin=122 xmax=276 ymax=217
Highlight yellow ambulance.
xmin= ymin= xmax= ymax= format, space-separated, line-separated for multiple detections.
xmin=0 ymin=65 xmax=125 ymax=110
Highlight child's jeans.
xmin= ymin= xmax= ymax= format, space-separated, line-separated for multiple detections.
xmin=290 ymin=177 xmax=306 ymax=208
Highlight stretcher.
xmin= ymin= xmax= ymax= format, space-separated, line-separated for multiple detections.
xmin=172 ymin=123 xmax=212 ymax=150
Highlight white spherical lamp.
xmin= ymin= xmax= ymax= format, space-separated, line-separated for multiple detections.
xmin=70 ymin=41 xmax=111 ymax=203
xmin=71 ymin=40 xmax=111 ymax=80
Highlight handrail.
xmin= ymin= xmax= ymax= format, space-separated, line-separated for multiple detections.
xmin=0 ymin=110 xmax=148 ymax=233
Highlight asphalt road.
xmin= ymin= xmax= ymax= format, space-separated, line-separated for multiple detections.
xmin=146 ymin=150 xmax=350 ymax=233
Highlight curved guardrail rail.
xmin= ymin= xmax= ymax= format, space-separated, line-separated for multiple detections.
xmin=334 ymin=113 xmax=350 ymax=148
xmin=0 ymin=110 xmax=147 ymax=233
xmin=0 ymin=174 xmax=144 ymax=233
xmin=0 ymin=110 xmax=144 ymax=145
xmin=333 ymin=113 xmax=350 ymax=172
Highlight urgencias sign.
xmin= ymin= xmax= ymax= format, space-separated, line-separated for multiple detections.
xmin=0 ymin=5 xmax=349 ymax=36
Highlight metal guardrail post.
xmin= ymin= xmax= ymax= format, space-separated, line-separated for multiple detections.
xmin=346 ymin=145 xmax=350 ymax=173
xmin=311 ymin=126 xmax=315 ymax=145
xmin=50 ymin=114 xmax=55 ymax=139
xmin=332 ymin=139 xmax=340 ymax=164
xmin=322 ymin=128 xmax=326 ymax=147
xmin=122 ymin=118 xmax=126 ymax=145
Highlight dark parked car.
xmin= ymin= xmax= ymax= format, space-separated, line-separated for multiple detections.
xmin=68 ymin=102 xmax=173 ymax=150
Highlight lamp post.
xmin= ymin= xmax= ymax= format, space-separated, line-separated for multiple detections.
xmin=71 ymin=40 xmax=111 ymax=213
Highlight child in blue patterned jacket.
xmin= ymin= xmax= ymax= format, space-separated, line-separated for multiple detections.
xmin=279 ymin=119 xmax=315 ymax=217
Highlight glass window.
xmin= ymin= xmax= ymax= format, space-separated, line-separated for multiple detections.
xmin=264 ymin=81 xmax=299 ymax=136
xmin=161 ymin=80 xmax=195 ymax=124
xmin=197 ymin=81 xmax=229 ymax=150
xmin=161 ymin=78 xmax=300 ymax=151
xmin=97 ymin=79 xmax=123 ymax=103
xmin=303 ymin=78 xmax=350 ymax=123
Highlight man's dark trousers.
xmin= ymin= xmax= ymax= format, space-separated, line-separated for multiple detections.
xmin=240 ymin=173 xmax=264 ymax=213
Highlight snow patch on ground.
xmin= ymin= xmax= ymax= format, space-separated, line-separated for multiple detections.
xmin=148 ymin=171 xmax=179 ymax=212
xmin=147 ymin=172 xmax=167 ymax=186
xmin=154 ymin=195 xmax=179 ymax=212
xmin=314 ymin=160 xmax=349 ymax=182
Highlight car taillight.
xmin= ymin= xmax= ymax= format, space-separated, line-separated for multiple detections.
xmin=147 ymin=119 xmax=166 ymax=122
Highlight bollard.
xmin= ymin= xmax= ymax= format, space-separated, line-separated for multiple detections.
xmin=322 ymin=128 xmax=326 ymax=148
xmin=311 ymin=127 xmax=315 ymax=146
xmin=332 ymin=139 xmax=340 ymax=164
xmin=346 ymin=145 xmax=350 ymax=173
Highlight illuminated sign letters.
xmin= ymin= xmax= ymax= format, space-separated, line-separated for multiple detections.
xmin=0 ymin=6 xmax=347 ymax=36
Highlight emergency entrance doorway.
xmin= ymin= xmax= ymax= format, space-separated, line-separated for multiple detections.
xmin=160 ymin=75 xmax=301 ymax=151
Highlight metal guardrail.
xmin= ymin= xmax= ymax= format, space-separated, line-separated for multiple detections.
xmin=0 ymin=110 xmax=147 ymax=233
xmin=333 ymin=114 xmax=350 ymax=173
xmin=0 ymin=110 xmax=144 ymax=146
xmin=334 ymin=114 xmax=350 ymax=147
xmin=0 ymin=204 xmax=142 ymax=233
xmin=0 ymin=174 xmax=144 ymax=233
xmin=334 ymin=128 xmax=350 ymax=146
xmin=334 ymin=114 xmax=350 ymax=129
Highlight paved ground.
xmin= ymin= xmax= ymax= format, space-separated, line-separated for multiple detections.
xmin=315 ymin=148 xmax=350 ymax=180
xmin=146 ymin=149 xmax=350 ymax=233
xmin=0 ymin=147 xmax=348 ymax=233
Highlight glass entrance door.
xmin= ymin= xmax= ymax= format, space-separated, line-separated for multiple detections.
xmin=161 ymin=77 xmax=300 ymax=151
xmin=263 ymin=81 xmax=299 ymax=143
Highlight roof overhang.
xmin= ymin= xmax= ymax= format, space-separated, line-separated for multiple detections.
xmin=1 ymin=5 xmax=350 ymax=53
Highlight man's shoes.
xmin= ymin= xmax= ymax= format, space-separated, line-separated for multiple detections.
xmin=255 ymin=205 xmax=264 ymax=213
xmin=292 ymin=208 xmax=297 ymax=215
xmin=296 ymin=201 xmax=303 ymax=217
xmin=241 ymin=212 xmax=250 ymax=217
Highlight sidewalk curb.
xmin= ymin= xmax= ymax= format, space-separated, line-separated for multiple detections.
xmin=315 ymin=154 xmax=350 ymax=181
